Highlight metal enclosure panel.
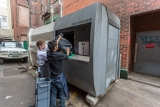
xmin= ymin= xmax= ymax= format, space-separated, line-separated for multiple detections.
xmin=54 ymin=5 xmax=96 ymax=31
xmin=93 ymin=4 xmax=108 ymax=96
xmin=134 ymin=31 xmax=160 ymax=76
xmin=117 ymin=30 xmax=121 ymax=79
xmin=28 ymin=29 xmax=34 ymax=65
xmin=28 ymin=23 xmax=54 ymax=66
xmin=54 ymin=3 xmax=98 ymax=96
xmin=106 ymin=25 xmax=119 ymax=88
xmin=107 ymin=8 xmax=120 ymax=28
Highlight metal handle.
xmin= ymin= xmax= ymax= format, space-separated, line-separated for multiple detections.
xmin=39 ymin=84 xmax=49 ymax=88
xmin=134 ymin=43 xmax=138 ymax=62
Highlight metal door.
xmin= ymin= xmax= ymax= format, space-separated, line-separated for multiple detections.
xmin=106 ymin=25 xmax=119 ymax=88
xmin=134 ymin=30 xmax=160 ymax=76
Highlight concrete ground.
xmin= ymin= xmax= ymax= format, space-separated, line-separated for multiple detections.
xmin=0 ymin=59 xmax=35 ymax=107
xmin=95 ymin=79 xmax=160 ymax=107
xmin=128 ymin=72 xmax=160 ymax=88
xmin=1 ymin=60 xmax=160 ymax=107
xmin=65 ymin=79 xmax=160 ymax=107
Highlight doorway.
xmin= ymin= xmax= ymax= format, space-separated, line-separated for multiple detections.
xmin=130 ymin=10 xmax=160 ymax=76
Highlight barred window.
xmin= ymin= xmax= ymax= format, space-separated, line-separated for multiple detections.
xmin=2 ymin=16 xmax=7 ymax=22
xmin=0 ymin=15 xmax=7 ymax=28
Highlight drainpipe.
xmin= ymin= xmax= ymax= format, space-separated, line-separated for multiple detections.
xmin=16 ymin=0 xmax=20 ymax=41
xmin=50 ymin=6 xmax=54 ymax=23
xmin=27 ymin=0 xmax=32 ymax=28
xmin=49 ymin=0 xmax=54 ymax=23
xmin=59 ymin=0 xmax=63 ymax=17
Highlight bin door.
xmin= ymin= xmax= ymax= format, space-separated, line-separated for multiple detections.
xmin=106 ymin=25 xmax=119 ymax=88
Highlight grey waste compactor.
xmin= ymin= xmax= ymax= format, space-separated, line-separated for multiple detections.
xmin=54 ymin=2 xmax=120 ymax=97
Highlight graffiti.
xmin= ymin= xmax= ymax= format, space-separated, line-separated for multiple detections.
xmin=140 ymin=35 xmax=160 ymax=44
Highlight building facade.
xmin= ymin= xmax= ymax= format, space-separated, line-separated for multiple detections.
xmin=0 ymin=0 xmax=13 ymax=40
xmin=62 ymin=0 xmax=160 ymax=73
xmin=30 ymin=0 xmax=61 ymax=26
xmin=11 ymin=0 xmax=160 ymax=74
xmin=11 ymin=0 xmax=30 ymax=41
xmin=11 ymin=0 xmax=61 ymax=41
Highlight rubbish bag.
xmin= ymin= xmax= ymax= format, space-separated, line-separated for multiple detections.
xmin=55 ymin=35 xmax=73 ymax=55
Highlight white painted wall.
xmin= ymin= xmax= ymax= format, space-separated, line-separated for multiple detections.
xmin=0 ymin=0 xmax=13 ymax=40
xmin=0 ymin=0 xmax=12 ymax=29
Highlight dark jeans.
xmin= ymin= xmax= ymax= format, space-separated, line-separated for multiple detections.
xmin=50 ymin=77 xmax=66 ymax=107
xmin=39 ymin=62 xmax=50 ymax=78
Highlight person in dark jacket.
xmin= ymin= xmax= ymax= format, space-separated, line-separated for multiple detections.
xmin=47 ymin=35 xmax=70 ymax=107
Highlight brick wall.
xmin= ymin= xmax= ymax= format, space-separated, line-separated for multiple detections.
xmin=10 ymin=0 xmax=160 ymax=69
xmin=63 ymin=0 xmax=160 ymax=71
xmin=31 ymin=0 xmax=41 ymax=28
xmin=11 ymin=0 xmax=61 ymax=41
xmin=11 ymin=0 xmax=29 ymax=41
xmin=133 ymin=11 xmax=160 ymax=32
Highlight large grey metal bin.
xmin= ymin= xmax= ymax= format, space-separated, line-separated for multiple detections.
xmin=36 ymin=78 xmax=51 ymax=107
xmin=54 ymin=2 xmax=120 ymax=97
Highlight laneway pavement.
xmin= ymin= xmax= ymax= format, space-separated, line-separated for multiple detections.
xmin=1 ymin=60 xmax=160 ymax=107
xmin=128 ymin=72 xmax=160 ymax=88
xmin=0 ymin=60 xmax=35 ymax=107
xmin=96 ymin=79 xmax=160 ymax=107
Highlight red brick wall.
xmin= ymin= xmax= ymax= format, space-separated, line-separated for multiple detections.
xmin=11 ymin=0 xmax=61 ymax=41
xmin=31 ymin=0 xmax=41 ymax=28
xmin=62 ymin=0 xmax=160 ymax=71
xmin=133 ymin=11 xmax=160 ymax=32
xmin=11 ymin=0 xmax=29 ymax=41
xmin=17 ymin=0 xmax=28 ymax=7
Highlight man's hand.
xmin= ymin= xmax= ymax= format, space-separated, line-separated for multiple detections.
xmin=58 ymin=35 xmax=62 ymax=40
xmin=57 ymin=35 xmax=62 ymax=44
xmin=66 ymin=47 xmax=70 ymax=56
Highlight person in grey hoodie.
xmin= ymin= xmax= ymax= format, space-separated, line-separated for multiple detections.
xmin=36 ymin=39 xmax=50 ymax=77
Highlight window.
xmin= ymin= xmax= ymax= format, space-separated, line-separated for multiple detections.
xmin=2 ymin=42 xmax=23 ymax=48
xmin=52 ymin=0 xmax=60 ymax=13
xmin=0 ymin=15 xmax=7 ymax=28
xmin=2 ymin=16 xmax=7 ymax=22
xmin=0 ymin=17 xmax=1 ymax=28
xmin=51 ymin=0 xmax=60 ymax=21
xmin=0 ymin=0 xmax=7 ymax=8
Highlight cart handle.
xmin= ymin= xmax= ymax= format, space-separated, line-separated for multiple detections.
xmin=39 ymin=84 xmax=49 ymax=88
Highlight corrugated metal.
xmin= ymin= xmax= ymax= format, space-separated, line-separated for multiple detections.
xmin=134 ymin=30 xmax=160 ymax=76
xmin=106 ymin=25 xmax=119 ymax=88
